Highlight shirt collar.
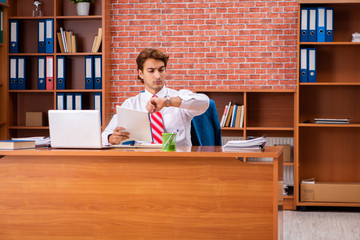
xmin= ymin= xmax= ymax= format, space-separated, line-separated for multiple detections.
xmin=144 ymin=86 xmax=167 ymax=98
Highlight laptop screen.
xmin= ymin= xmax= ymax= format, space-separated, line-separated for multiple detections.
xmin=48 ymin=110 xmax=103 ymax=148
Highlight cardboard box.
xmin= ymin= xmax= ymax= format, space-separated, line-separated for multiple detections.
xmin=26 ymin=112 xmax=44 ymax=127
xmin=275 ymin=145 xmax=291 ymax=162
xmin=301 ymin=182 xmax=360 ymax=203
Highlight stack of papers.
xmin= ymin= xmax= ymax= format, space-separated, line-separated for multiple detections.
xmin=314 ymin=118 xmax=350 ymax=124
xmin=12 ymin=136 xmax=50 ymax=147
xmin=352 ymin=32 xmax=360 ymax=42
xmin=222 ymin=136 xmax=266 ymax=151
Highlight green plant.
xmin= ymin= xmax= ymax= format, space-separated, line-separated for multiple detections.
xmin=69 ymin=0 xmax=94 ymax=4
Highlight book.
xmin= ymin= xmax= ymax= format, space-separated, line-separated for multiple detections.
xmin=220 ymin=105 xmax=228 ymax=127
xmin=91 ymin=35 xmax=98 ymax=53
xmin=57 ymin=32 xmax=65 ymax=53
xmin=314 ymin=118 xmax=350 ymax=124
xmin=66 ymin=31 xmax=72 ymax=53
xmin=71 ymin=35 xmax=77 ymax=53
xmin=92 ymin=28 xmax=102 ymax=53
xmin=224 ymin=105 xmax=233 ymax=127
xmin=0 ymin=140 xmax=36 ymax=150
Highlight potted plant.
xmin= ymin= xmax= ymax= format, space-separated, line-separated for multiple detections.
xmin=69 ymin=0 xmax=94 ymax=16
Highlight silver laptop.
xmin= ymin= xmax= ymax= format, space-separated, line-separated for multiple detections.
xmin=48 ymin=110 xmax=105 ymax=149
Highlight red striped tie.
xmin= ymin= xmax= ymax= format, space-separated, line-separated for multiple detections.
xmin=150 ymin=95 xmax=164 ymax=144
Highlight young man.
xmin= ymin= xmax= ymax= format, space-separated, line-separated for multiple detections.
xmin=102 ymin=48 xmax=209 ymax=146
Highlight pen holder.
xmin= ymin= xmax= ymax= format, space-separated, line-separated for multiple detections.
xmin=162 ymin=133 xmax=177 ymax=152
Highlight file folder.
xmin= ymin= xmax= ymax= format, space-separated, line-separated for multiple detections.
xmin=94 ymin=56 xmax=102 ymax=89
xmin=45 ymin=19 xmax=54 ymax=53
xmin=9 ymin=20 xmax=19 ymax=53
xmin=56 ymin=93 xmax=65 ymax=110
xmin=0 ymin=9 xmax=3 ymax=43
xmin=38 ymin=20 xmax=46 ymax=53
xmin=9 ymin=57 xmax=17 ymax=90
xmin=300 ymin=48 xmax=308 ymax=83
xmin=17 ymin=57 xmax=26 ymax=90
xmin=46 ymin=56 xmax=54 ymax=90
xmin=74 ymin=93 xmax=82 ymax=110
xmin=325 ymin=8 xmax=333 ymax=42
xmin=85 ymin=56 xmax=94 ymax=89
xmin=317 ymin=7 xmax=325 ymax=42
xmin=300 ymin=8 xmax=309 ymax=42
xmin=37 ymin=57 xmax=46 ymax=90
xmin=308 ymin=48 xmax=316 ymax=83
xmin=56 ymin=56 xmax=65 ymax=90
xmin=66 ymin=93 xmax=74 ymax=110
xmin=94 ymin=92 xmax=102 ymax=115
xmin=308 ymin=8 xmax=317 ymax=42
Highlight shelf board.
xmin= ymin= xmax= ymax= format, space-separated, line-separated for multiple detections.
xmin=9 ymin=15 xmax=102 ymax=20
xmin=221 ymin=127 xmax=244 ymax=130
xmin=9 ymin=126 xmax=49 ymax=130
xmin=284 ymin=162 xmax=294 ymax=166
xmin=300 ymin=42 xmax=360 ymax=46
xmin=246 ymin=127 xmax=294 ymax=131
xmin=283 ymin=195 xmax=294 ymax=199
xmin=56 ymin=89 xmax=103 ymax=93
xmin=9 ymin=52 xmax=102 ymax=56
xmin=9 ymin=90 xmax=55 ymax=93
xmin=297 ymin=201 xmax=360 ymax=207
xmin=300 ymin=82 xmax=360 ymax=86
xmin=298 ymin=123 xmax=360 ymax=127
xmin=196 ymin=88 xmax=296 ymax=93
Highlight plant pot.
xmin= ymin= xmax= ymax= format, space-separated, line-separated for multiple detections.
xmin=76 ymin=2 xmax=90 ymax=16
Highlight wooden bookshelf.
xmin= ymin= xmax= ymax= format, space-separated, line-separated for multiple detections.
xmin=1 ymin=0 xmax=111 ymax=139
xmin=196 ymin=89 xmax=296 ymax=210
xmin=296 ymin=0 xmax=360 ymax=207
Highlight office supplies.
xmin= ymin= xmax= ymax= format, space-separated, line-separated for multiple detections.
xmin=38 ymin=19 xmax=46 ymax=53
xmin=46 ymin=56 xmax=54 ymax=90
xmin=300 ymin=8 xmax=309 ymax=42
xmin=17 ymin=57 xmax=26 ymax=90
xmin=0 ymin=9 xmax=3 ymax=43
xmin=94 ymin=56 xmax=102 ymax=89
xmin=116 ymin=106 xmax=153 ymax=142
xmin=37 ymin=56 xmax=46 ymax=90
xmin=222 ymin=136 xmax=266 ymax=151
xmin=11 ymin=136 xmax=50 ymax=147
xmin=308 ymin=48 xmax=316 ymax=82
xmin=300 ymin=48 xmax=308 ymax=82
xmin=325 ymin=8 xmax=333 ymax=42
xmin=162 ymin=129 xmax=179 ymax=151
xmin=56 ymin=56 xmax=65 ymax=89
xmin=45 ymin=19 xmax=54 ymax=53
xmin=317 ymin=7 xmax=325 ymax=42
xmin=9 ymin=57 xmax=17 ymax=90
xmin=74 ymin=93 xmax=82 ymax=110
xmin=0 ymin=140 xmax=35 ymax=150
xmin=9 ymin=20 xmax=18 ymax=53
xmin=66 ymin=93 xmax=73 ymax=110
xmin=48 ymin=110 xmax=106 ymax=149
xmin=56 ymin=93 xmax=65 ymax=110
xmin=85 ymin=56 xmax=94 ymax=89
xmin=308 ymin=8 xmax=317 ymax=42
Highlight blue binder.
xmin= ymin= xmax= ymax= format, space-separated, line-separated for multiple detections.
xmin=74 ymin=93 xmax=82 ymax=110
xmin=308 ymin=8 xmax=317 ymax=42
xmin=308 ymin=48 xmax=316 ymax=83
xmin=85 ymin=56 xmax=94 ymax=89
xmin=299 ymin=48 xmax=308 ymax=83
xmin=325 ymin=8 xmax=333 ymax=42
xmin=0 ymin=9 xmax=3 ymax=44
xmin=94 ymin=92 xmax=102 ymax=115
xmin=94 ymin=56 xmax=102 ymax=89
xmin=45 ymin=19 xmax=54 ymax=53
xmin=9 ymin=57 xmax=17 ymax=90
xmin=17 ymin=57 xmax=26 ymax=90
xmin=38 ymin=20 xmax=46 ymax=53
xmin=56 ymin=93 xmax=65 ymax=110
xmin=66 ymin=93 xmax=74 ymax=110
xmin=9 ymin=20 xmax=19 ymax=53
xmin=37 ymin=57 xmax=46 ymax=90
xmin=317 ymin=7 xmax=326 ymax=42
xmin=300 ymin=8 xmax=309 ymax=42
xmin=56 ymin=56 xmax=65 ymax=90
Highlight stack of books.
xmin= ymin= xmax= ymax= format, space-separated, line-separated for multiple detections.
xmin=57 ymin=27 xmax=77 ymax=53
xmin=220 ymin=102 xmax=244 ymax=128
xmin=222 ymin=136 xmax=266 ymax=151
xmin=314 ymin=118 xmax=350 ymax=124
xmin=352 ymin=32 xmax=360 ymax=42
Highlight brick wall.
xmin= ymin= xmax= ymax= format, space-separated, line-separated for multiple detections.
xmin=110 ymin=0 xmax=298 ymax=109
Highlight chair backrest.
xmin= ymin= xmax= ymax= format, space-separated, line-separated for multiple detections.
xmin=191 ymin=99 xmax=222 ymax=146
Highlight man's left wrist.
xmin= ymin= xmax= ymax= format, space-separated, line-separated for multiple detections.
xmin=165 ymin=95 xmax=171 ymax=107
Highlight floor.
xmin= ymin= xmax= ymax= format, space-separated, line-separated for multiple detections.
xmin=283 ymin=210 xmax=360 ymax=240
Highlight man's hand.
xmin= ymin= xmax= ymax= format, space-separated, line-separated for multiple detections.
xmin=146 ymin=97 xmax=166 ymax=114
xmin=108 ymin=127 xmax=130 ymax=145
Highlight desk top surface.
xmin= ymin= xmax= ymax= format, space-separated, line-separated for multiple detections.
xmin=0 ymin=146 xmax=283 ymax=158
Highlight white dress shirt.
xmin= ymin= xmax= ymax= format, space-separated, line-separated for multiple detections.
xmin=102 ymin=86 xmax=209 ymax=146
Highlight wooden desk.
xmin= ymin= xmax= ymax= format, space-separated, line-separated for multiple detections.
xmin=0 ymin=146 xmax=283 ymax=240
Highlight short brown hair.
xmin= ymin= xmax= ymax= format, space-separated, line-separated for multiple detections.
xmin=136 ymin=48 xmax=169 ymax=82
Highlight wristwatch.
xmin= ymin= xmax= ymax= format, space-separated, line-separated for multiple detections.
xmin=165 ymin=95 xmax=171 ymax=107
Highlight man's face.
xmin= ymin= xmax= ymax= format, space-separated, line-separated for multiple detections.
xmin=139 ymin=58 xmax=166 ymax=94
